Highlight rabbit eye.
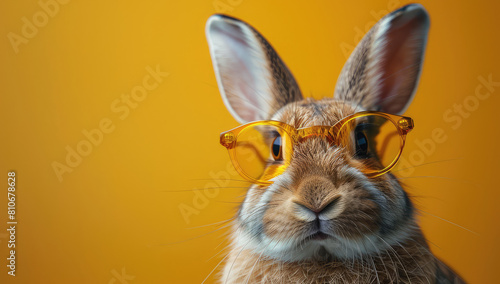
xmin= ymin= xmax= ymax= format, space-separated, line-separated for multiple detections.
xmin=354 ymin=126 xmax=370 ymax=159
xmin=271 ymin=135 xmax=282 ymax=160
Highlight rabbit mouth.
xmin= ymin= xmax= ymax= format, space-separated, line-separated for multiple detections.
xmin=309 ymin=232 xmax=331 ymax=241
xmin=298 ymin=231 xmax=337 ymax=247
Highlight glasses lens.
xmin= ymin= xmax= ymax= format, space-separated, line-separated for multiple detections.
xmin=234 ymin=123 xmax=292 ymax=182
xmin=338 ymin=115 xmax=402 ymax=173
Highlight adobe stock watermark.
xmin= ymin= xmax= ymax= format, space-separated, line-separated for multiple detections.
xmin=7 ymin=0 xmax=71 ymax=54
xmin=51 ymin=65 xmax=169 ymax=182
xmin=213 ymin=0 xmax=244 ymax=13
xmin=178 ymin=161 xmax=238 ymax=224
xmin=396 ymin=74 xmax=499 ymax=177
xmin=339 ymin=0 xmax=404 ymax=59
xmin=108 ymin=267 xmax=135 ymax=284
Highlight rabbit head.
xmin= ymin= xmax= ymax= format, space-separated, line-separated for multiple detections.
xmin=206 ymin=4 xmax=430 ymax=262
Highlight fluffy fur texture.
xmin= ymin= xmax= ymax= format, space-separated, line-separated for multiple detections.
xmin=206 ymin=4 xmax=465 ymax=284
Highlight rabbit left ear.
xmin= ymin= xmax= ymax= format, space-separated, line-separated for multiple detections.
xmin=206 ymin=15 xmax=303 ymax=123
xmin=334 ymin=4 xmax=430 ymax=114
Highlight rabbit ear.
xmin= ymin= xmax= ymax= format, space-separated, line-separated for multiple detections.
xmin=334 ymin=4 xmax=430 ymax=114
xmin=206 ymin=15 xmax=303 ymax=123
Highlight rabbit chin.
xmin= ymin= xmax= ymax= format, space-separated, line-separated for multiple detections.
xmin=234 ymin=220 xmax=416 ymax=262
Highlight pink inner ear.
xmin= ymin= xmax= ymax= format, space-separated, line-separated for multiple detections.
xmin=207 ymin=15 xmax=304 ymax=123
xmin=208 ymin=16 xmax=275 ymax=123
xmin=377 ymin=9 xmax=429 ymax=114
xmin=225 ymin=36 xmax=262 ymax=119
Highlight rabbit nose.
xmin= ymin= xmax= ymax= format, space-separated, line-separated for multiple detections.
xmin=292 ymin=175 xmax=343 ymax=221
xmin=293 ymin=195 xmax=341 ymax=221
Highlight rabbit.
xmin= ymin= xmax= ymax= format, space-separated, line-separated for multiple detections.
xmin=206 ymin=4 xmax=465 ymax=283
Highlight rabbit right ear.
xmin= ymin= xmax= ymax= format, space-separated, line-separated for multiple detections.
xmin=334 ymin=4 xmax=430 ymax=114
xmin=206 ymin=15 xmax=303 ymax=123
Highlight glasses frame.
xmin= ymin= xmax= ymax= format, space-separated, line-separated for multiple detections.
xmin=220 ymin=111 xmax=414 ymax=185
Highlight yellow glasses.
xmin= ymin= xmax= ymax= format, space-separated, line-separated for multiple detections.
xmin=220 ymin=111 xmax=414 ymax=185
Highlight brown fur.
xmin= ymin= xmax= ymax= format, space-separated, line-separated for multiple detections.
xmin=206 ymin=5 xmax=466 ymax=283
xmin=223 ymin=229 xmax=436 ymax=283
xmin=221 ymin=101 xmax=465 ymax=283
xmin=221 ymin=101 xmax=439 ymax=283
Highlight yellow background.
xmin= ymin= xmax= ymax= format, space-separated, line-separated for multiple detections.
xmin=1 ymin=0 xmax=499 ymax=283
